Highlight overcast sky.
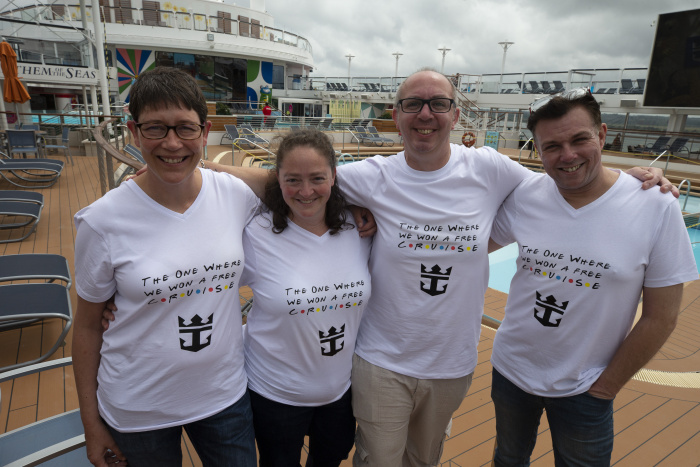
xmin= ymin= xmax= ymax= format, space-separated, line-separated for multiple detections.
xmin=263 ymin=0 xmax=699 ymax=78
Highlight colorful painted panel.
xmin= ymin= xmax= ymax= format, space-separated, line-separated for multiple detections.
xmin=246 ymin=60 xmax=273 ymax=109
xmin=117 ymin=48 xmax=156 ymax=103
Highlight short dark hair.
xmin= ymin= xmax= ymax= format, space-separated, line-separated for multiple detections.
xmin=527 ymin=91 xmax=601 ymax=139
xmin=263 ymin=129 xmax=351 ymax=235
xmin=128 ymin=67 xmax=207 ymax=124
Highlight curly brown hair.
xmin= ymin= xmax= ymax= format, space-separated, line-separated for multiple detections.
xmin=262 ymin=128 xmax=352 ymax=235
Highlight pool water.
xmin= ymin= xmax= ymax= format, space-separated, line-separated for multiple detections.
xmin=488 ymin=228 xmax=700 ymax=294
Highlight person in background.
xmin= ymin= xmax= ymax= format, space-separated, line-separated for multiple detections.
xmin=73 ymin=67 xmax=257 ymax=467
xmin=262 ymin=102 xmax=272 ymax=123
xmin=242 ymin=128 xmax=371 ymax=466
xmin=488 ymin=89 xmax=697 ymax=466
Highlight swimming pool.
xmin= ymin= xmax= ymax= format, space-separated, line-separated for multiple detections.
xmin=488 ymin=227 xmax=700 ymax=294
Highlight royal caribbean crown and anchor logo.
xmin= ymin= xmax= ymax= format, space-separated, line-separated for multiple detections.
xmin=534 ymin=291 xmax=569 ymax=327
xmin=178 ymin=313 xmax=213 ymax=352
xmin=420 ymin=264 xmax=452 ymax=296
xmin=319 ymin=324 xmax=346 ymax=356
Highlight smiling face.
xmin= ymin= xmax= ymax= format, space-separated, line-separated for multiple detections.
xmin=393 ymin=70 xmax=459 ymax=171
xmin=127 ymin=105 xmax=210 ymax=188
xmin=277 ymin=145 xmax=335 ymax=232
xmin=534 ymin=106 xmax=610 ymax=202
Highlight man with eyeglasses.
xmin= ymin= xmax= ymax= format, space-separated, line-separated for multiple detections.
xmin=487 ymin=89 xmax=696 ymax=465
xmin=205 ymin=69 xmax=675 ymax=467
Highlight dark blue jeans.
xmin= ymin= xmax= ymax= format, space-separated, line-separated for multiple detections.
xmin=491 ymin=368 xmax=614 ymax=467
xmin=249 ymin=387 xmax=355 ymax=467
xmin=106 ymin=390 xmax=256 ymax=467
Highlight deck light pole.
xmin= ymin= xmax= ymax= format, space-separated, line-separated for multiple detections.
xmin=392 ymin=52 xmax=403 ymax=77
xmin=345 ymin=53 xmax=355 ymax=88
xmin=438 ymin=47 xmax=451 ymax=73
xmin=498 ymin=41 xmax=514 ymax=92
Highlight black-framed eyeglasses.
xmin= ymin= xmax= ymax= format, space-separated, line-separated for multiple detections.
xmin=397 ymin=98 xmax=455 ymax=113
xmin=529 ymin=87 xmax=591 ymax=113
xmin=134 ymin=122 xmax=205 ymax=140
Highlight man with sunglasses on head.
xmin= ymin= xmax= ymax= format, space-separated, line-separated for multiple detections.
xmin=206 ymin=69 xmax=675 ymax=467
xmin=487 ymin=89 xmax=696 ymax=466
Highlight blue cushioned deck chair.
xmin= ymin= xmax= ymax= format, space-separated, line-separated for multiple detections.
xmin=6 ymin=130 xmax=41 ymax=159
xmin=0 ymin=157 xmax=64 ymax=188
xmin=43 ymin=127 xmax=74 ymax=165
xmin=0 ymin=200 xmax=43 ymax=243
xmin=0 ymin=358 xmax=91 ymax=466
xmin=367 ymin=126 xmax=395 ymax=147
xmin=0 ymin=282 xmax=72 ymax=372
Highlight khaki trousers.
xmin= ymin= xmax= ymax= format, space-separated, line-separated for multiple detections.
xmin=351 ymin=354 xmax=473 ymax=467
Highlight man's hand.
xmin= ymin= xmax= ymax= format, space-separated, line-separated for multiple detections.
xmin=586 ymin=378 xmax=617 ymax=400
xmin=84 ymin=419 xmax=127 ymax=466
xmin=626 ymin=166 xmax=679 ymax=198
xmin=349 ymin=206 xmax=377 ymax=238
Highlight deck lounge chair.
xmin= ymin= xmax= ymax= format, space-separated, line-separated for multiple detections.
xmin=0 ymin=157 xmax=64 ymax=188
xmin=0 ymin=253 xmax=71 ymax=329
xmin=631 ymin=79 xmax=645 ymax=94
xmin=353 ymin=126 xmax=381 ymax=146
xmin=667 ymin=137 xmax=689 ymax=155
xmin=0 ymin=282 xmax=72 ymax=372
xmin=529 ymin=81 xmax=544 ymax=93
xmin=0 ymin=253 xmax=71 ymax=288
xmin=0 ymin=358 xmax=90 ymax=466
xmin=594 ymin=88 xmax=607 ymax=94
xmin=0 ymin=189 xmax=44 ymax=206
xmin=620 ymin=79 xmax=635 ymax=94
xmin=552 ymin=80 xmax=566 ymax=93
xmin=0 ymin=200 xmax=43 ymax=243
xmin=239 ymin=124 xmax=269 ymax=147
xmin=42 ymin=126 xmax=74 ymax=165
xmin=541 ymin=81 xmax=556 ymax=94
xmin=220 ymin=124 xmax=239 ymax=145
xmin=114 ymin=144 xmax=146 ymax=185
xmin=367 ymin=126 xmax=395 ymax=147
xmin=630 ymin=136 xmax=672 ymax=155
xmin=318 ymin=118 xmax=334 ymax=131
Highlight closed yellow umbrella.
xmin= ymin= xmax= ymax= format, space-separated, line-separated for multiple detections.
xmin=1 ymin=41 xmax=31 ymax=125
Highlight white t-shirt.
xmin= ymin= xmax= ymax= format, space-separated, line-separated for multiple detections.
xmin=337 ymin=144 xmax=531 ymax=379
xmin=241 ymin=214 xmax=371 ymax=405
xmin=74 ymin=170 xmax=258 ymax=432
xmin=490 ymin=171 xmax=698 ymax=397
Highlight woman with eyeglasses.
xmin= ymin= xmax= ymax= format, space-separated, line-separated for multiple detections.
xmin=72 ymin=67 xmax=257 ymax=467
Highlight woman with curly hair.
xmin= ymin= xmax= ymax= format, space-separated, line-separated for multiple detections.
xmin=242 ymin=128 xmax=371 ymax=466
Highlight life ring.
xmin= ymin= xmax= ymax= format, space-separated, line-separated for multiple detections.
xmin=462 ymin=131 xmax=476 ymax=148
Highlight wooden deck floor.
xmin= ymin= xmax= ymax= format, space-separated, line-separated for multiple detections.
xmin=1 ymin=151 xmax=699 ymax=466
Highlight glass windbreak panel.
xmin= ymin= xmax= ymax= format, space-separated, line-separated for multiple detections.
xmin=684 ymin=116 xmax=700 ymax=135
xmin=156 ymin=51 xmax=174 ymax=68
xmin=173 ymin=53 xmax=195 ymax=76
xmin=195 ymin=54 xmax=216 ymax=99
xmin=272 ymin=65 xmax=284 ymax=89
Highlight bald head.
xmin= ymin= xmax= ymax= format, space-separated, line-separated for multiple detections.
xmin=396 ymin=68 xmax=457 ymax=104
